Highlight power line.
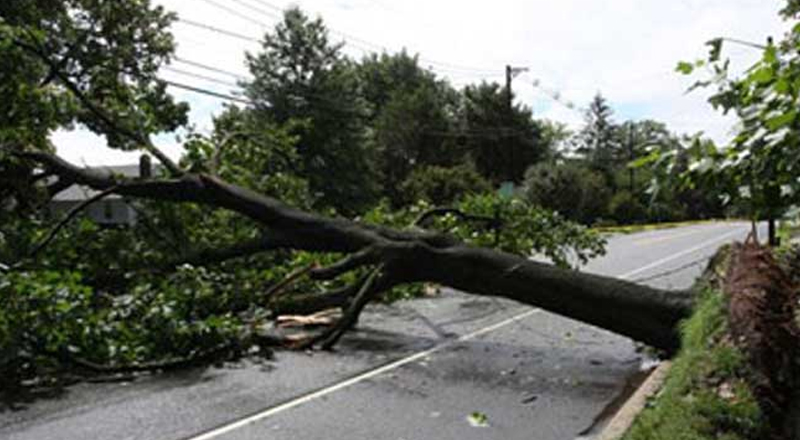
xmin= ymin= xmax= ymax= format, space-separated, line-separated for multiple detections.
xmin=162 ymin=80 xmax=252 ymax=105
xmin=177 ymin=15 xmax=499 ymax=81
xmin=246 ymin=0 xmax=284 ymax=14
xmin=159 ymin=78 xmax=533 ymax=139
xmin=175 ymin=18 xmax=260 ymax=44
xmin=163 ymin=66 xmax=242 ymax=88
xmin=196 ymin=0 xmax=499 ymax=76
xmin=228 ymin=0 xmax=283 ymax=21
xmin=197 ymin=0 xmax=274 ymax=28
xmin=173 ymin=56 xmax=250 ymax=81
xmin=525 ymin=75 xmax=586 ymax=115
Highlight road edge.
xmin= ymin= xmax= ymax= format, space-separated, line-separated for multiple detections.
xmin=592 ymin=361 xmax=672 ymax=440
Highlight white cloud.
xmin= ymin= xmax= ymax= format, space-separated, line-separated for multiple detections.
xmin=54 ymin=0 xmax=786 ymax=165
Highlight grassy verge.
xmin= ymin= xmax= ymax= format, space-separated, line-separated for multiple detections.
xmin=593 ymin=219 xmax=728 ymax=235
xmin=621 ymin=288 xmax=766 ymax=440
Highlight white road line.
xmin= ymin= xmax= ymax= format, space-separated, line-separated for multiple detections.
xmin=618 ymin=227 xmax=744 ymax=280
xmin=184 ymin=224 xmax=747 ymax=440
xmin=184 ymin=310 xmax=540 ymax=440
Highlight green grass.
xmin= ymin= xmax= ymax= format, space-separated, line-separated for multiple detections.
xmin=621 ymin=288 xmax=765 ymax=440
xmin=592 ymin=219 xmax=728 ymax=235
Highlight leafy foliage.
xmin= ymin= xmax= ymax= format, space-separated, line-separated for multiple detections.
xmin=242 ymin=7 xmax=378 ymax=214
xmin=660 ymin=7 xmax=800 ymax=228
xmin=398 ymin=164 xmax=491 ymax=206
xmin=364 ymin=194 xmax=606 ymax=268
xmin=1 ymin=2 xmax=609 ymax=391
xmin=523 ymin=161 xmax=611 ymax=224
xmin=0 ymin=0 xmax=187 ymax=151
xmin=461 ymin=82 xmax=547 ymax=184
xmin=575 ymin=94 xmax=620 ymax=185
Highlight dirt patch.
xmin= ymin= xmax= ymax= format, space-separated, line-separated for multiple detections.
xmin=725 ymin=240 xmax=800 ymax=439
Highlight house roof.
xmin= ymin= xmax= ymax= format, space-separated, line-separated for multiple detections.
xmin=52 ymin=164 xmax=144 ymax=202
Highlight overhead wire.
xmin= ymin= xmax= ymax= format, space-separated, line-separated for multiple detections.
xmin=162 ymin=66 xmax=242 ymax=88
xmin=157 ymin=74 xmax=538 ymax=140
xmin=173 ymin=56 xmax=250 ymax=81
xmin=160 ymin=1 xmax=536 ymax=137
xmin=197 ymin=0 xmax=499 ymax=77
xmin=196 ymin=0 xmax=274 ymax=28
xmin=175 ymin=15 xmax=500 ymax=85
xmin=162 ymin=80 xmax=252 ymax=105
xmin=175 ymin=18 xmax=260 ymax=44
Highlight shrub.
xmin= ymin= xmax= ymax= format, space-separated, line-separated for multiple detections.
xmin=523 ymin=161 xmax=611 ymax=224
xmin=609 ymin=191 xmax=648 ymax=224
xmin=398 ymin=164 xmax=491 ymax=206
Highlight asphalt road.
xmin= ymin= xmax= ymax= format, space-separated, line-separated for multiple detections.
xmin=0 ymin=221 xmax=763 ymax=440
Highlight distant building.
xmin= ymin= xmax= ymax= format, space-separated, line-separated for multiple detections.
xmin=48 ymin=156 xmax=153 ymax=226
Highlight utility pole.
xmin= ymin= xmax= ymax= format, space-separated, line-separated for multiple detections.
xmin=505 ymin=65 xmax=529 ymax=110
xmin=627 ymin=122 xmax=635 ymax=194
xmin=504 ymin=65 xmax=529 ymax=181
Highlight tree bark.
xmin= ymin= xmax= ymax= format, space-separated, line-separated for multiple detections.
xmin=13 ymin=151 xmax=694 ymax=353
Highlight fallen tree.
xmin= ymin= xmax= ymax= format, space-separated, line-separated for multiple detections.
xmin=0 ymin=0 xmax=690 ymax=373
xmin=6 ymin=150 xmax=694 ymax=353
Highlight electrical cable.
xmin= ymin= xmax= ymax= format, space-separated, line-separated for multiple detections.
xmin=162 ymin=80 xmax=252 ymax=105
xmin=175 ymin=18 xmax=259 ymax=44
xmin=162 ymin=66 xmax=242 ymax=88
xmin=173 ymin=56 xmax=250 ymax=81
xmin=197 ymin=0 xmax=274 ymax=28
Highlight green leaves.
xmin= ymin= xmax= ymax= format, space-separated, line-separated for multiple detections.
xmin=676 ymin=61 xmax=696 ymax=75
xmin=668 ymin=8 xmax=800 ymax=224
xmin=467 ymin=412 xmax=490 ymax=428
xmin=765 ymin=110 xmax=797 ymax=131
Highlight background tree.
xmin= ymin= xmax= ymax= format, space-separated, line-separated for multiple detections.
xmin=523 ymin=161 xmax=610 ymax=224
xmin=460 ymin=82 xmax=547 ymax=184
xmin=243 ymin=7 xmax=378 ymax=214
xmin=576 ymin=93 xmax=620 ymax=188
xmin=398 ymin=163 xmax=491 ymax=206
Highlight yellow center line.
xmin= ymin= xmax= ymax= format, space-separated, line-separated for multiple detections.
xmin=631 ymin=224 xmax=727 ymax=246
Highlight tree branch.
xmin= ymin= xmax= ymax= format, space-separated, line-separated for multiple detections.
xmin=13 ymin=37 xmax=184 ymax=177
xmin=414 ymin=207 xmax=499 ymax=228
xmin=164 ymin=232 xmax=293 ymax=269
xmin=24 ymin=185 xmax=119 ymax=261
xmin=13 ymin=149 xmax=693 ymax=352
xmin=264 ymin=263 xmax=318 ymax=303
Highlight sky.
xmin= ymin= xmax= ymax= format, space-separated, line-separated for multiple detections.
xmin=54 ymin=0 xmax=788 ymax=166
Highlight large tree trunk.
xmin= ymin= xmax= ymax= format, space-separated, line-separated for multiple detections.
xmin=12 ymin=151 xmax=694 ymax=352
xmin=411 ymin=246 xmax=691 ymax=353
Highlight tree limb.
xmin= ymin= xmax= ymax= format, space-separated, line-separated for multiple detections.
xmin=13 ymin=149 xmax=694 ymax=352
xmin=263 ymin=263 xmax=318 ymax=303
xmin=24 ymin=185 xmax=119 ymax=261
xmin=164 ymin=231 xmax=293 ymax=269
xmin=13 ymin=37 xmax=184 ymax=177
xmin=414 ymin=207 xmax=500 ymax=229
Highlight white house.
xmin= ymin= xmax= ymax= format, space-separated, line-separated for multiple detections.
xmin=48 ymin=156 xmax=153 ymax=226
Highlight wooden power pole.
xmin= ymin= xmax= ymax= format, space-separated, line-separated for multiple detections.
xmin=505 ymin=65 xmax=529 ymax=110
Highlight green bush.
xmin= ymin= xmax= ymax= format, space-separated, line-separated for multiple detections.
xmin=609 ymin=191 xmax=648 ymax=224
xmin=523 ymin=161 xmax=611 ymax=224
xmin=397 ymin=164 xmax=491 ymax=207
